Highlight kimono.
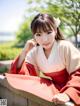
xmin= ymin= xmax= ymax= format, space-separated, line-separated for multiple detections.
xmin=7 ymin=40 xmax=80 ymax=105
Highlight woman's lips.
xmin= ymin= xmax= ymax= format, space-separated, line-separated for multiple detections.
xmin=43 ymin=43 xmax=50 ymax=46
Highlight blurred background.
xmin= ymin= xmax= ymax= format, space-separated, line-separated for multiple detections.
xmin=0 ymin=0 xmax=80 ymax=62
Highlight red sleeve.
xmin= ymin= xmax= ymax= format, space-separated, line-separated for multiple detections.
xmin=9 ymin=56 xmax=20 ymax=74
xmin=26 ymin=63 xmax=38 ymax=76
xmin=60 ymin=69 xmax=80 ymax=105
xmin=9 ymin=56 xmax=37 ymax=76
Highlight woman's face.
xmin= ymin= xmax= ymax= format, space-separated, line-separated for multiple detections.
xmin=34 ymin=29 xmax=57 ymax=50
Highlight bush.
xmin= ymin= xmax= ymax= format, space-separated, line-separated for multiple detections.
xmin=0 ymin=42 xmax=22 ymax=60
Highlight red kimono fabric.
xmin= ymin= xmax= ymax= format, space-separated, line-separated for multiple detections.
xmin=7 ymin=56 xmax=80 ymax=105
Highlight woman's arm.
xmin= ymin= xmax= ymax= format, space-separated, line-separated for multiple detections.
xmin=59 ymin=41 xmax=80 ymax=105
xmin=9 ymin=39 xmax=37 ymax=74
xmin=17 ymin=39 xmax=37 ymax=69
xmin=60 ymin=69 xmax=80 ymax=105
xmin=52 ymin=41 xmax=80 ymax=105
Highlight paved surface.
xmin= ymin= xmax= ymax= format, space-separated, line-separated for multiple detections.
xmin=0 ymin=60 xmax=13 ymax=65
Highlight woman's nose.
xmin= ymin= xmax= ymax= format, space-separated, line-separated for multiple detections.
xmin=42 ymin=35 xmax=48 ymax=42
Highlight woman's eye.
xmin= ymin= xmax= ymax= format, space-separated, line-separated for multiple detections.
xmin=36 ymin=33 xmax=41 ymax=36
xmin=47 ymin=31 xmax=52 ymax=34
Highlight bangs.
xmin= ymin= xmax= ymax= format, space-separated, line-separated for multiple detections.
xmin=31 ymin=19 xmax=55 ymax=34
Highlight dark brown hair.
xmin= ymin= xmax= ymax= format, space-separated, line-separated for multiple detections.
xmin=31 ymin=13 xmax=64 ymax=40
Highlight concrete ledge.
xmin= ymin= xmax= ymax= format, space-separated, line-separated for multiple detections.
xmin=0 ymin=75 xmax=66 ymax=106
xmin=0 ymin=60 xmax=12 ymax=70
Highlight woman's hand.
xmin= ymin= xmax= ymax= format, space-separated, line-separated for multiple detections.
xmin=17 ymin=39 xmax=37 ymax=69
xmin=24 ymin=39 xmax=37 ymax=53
xmin=52 ymin=93 xmax=70 ymax=104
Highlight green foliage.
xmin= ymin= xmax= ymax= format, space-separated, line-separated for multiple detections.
xmin=16 ymin=19 xmax=32 ymax=47
xmin=0 ymin=42 xmax=22 ymax=60
xmin=45 ymin=0 xmax=80 ymax=34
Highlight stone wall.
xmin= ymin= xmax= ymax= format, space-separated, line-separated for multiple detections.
xmin=0 ymin=76 xmax=59 ymax=106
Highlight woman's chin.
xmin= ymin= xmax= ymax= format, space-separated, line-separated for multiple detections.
xmin=43 ymin=45 xmax=52 ymax=50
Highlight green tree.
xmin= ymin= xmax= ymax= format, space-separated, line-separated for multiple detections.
xmin=46 ymin=0 xmax=80 ymax=47
xmin=16 ymin=18 xmax=32 ymax=47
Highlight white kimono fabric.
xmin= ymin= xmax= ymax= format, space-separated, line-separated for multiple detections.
xmin=25 ymin=40 xmax=80 ymax=75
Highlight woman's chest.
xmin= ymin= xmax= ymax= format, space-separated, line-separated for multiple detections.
xmin=36 ymin=46 xmax=65 ymax=73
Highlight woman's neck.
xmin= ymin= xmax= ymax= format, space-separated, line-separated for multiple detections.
xmin=43 ymin=43 xmax=54 ymax=59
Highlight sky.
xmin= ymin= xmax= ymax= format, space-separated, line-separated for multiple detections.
xmin=0 ymin=0 xmax=27 ymax=33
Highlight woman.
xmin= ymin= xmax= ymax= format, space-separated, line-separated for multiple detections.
xmin=9 ymin=13 xmax=80 ymax=106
